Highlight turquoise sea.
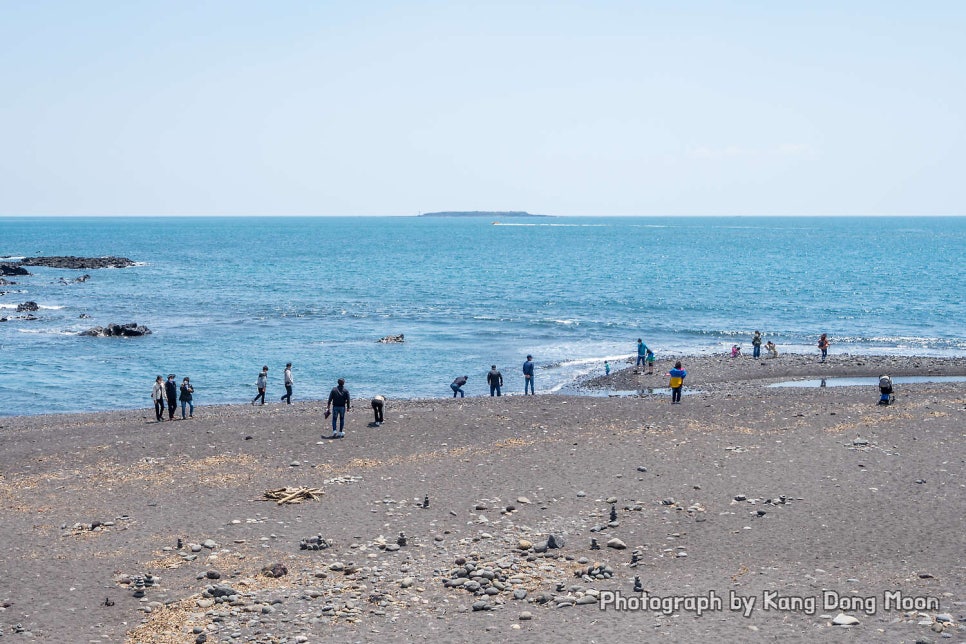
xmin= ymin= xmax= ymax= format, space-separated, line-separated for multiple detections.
xmin=1 ymin=216 xmax=964 ymax=416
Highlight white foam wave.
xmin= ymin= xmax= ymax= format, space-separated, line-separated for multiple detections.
xmin=16 ymin=328 xmax=76 ymax=335
xmin=0 ymin=303 xmax=64 ymax=310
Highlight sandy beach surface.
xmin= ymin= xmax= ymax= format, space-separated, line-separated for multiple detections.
xmin=1 ymin=353 xmax=964 ymax=643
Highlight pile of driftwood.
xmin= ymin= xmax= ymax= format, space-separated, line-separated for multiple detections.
xmin=263 ymin=486 xmax=324 ymax=505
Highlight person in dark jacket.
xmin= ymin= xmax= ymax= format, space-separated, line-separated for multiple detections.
xmin=487 ymin=365 xmax=503 ymax=396
xmin=451 ymin=375 xmax=468 ymax=398
xmin=326 ymin=378 xmax=351 ymax=438
xmin=179 ymin=377 xmax=194 ymax=419
xmin=164 ymin=374 xmax=178 ymax=420
xmin=523 ymin=355 xmax=535 ymax=394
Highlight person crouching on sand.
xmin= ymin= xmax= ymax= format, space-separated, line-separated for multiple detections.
xmin=371 ymin=394 xmax=385 ymax=425
xmin=765 ymin=341 xmax=779 ymax=358
xmin=451 ymin=375 xmax=468 ymax=398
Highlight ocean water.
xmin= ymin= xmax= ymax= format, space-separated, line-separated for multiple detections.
xmin=1 ymin=216 xmax=964 ymax=416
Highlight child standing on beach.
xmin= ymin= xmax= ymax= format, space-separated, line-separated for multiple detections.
xmin=667 ymin=361 xmax=687 ymax=404
xmin=818 ymin=334 xmax=830 ymax=362
xmin=604 ymin=360 xmax=610 ymax=375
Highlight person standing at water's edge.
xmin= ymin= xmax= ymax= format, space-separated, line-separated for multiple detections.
xmin=252 ymin=366 xmax=268 ymax=405
xmin=667 ymin=361 xmax=687 ymax=405
xmin=752 ymin=331 xmax=762 ymax=359
xmin=636 ymin=339 xmax=650 ymax=373
xmin=451 ymin=375 xmax=468 ymax=398
xmin=523 ymin=355 xmax=535 ymax=394
xmin=165 ymin=374 xmax=178 ymax=420
xmin=818 ymin=334 xmax=830 ymax=362
xmin=487 ymin=365 xmax=503 ymax=397
xmin=152 ymin=376 xmax=166 ymax=421
xmin=281 ymin=363 xmax=293 ymax=404
xmin=326 ymin=378 xmax=350 ymax=438
xmin=180 ymin=377 xmax=194 ymax=419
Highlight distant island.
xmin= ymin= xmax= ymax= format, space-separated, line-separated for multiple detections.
xmin=418 ymin=211 xmax=549 ymax=218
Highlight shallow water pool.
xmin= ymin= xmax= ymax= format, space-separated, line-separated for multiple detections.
xmin=768 ymin=376 xmax=966 ymax=388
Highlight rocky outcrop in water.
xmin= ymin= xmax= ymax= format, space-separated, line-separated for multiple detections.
xmin=0 ymin=264 xmax=30 ymax=276
xmin=80 ymin=323 xmax=152 ymax=337
xmin=17 ymin=301 xmax=39 ymax=312
xmin=19 ymin=256 xmax=136 ymax=269
xmin=378 ymin=334 xmax=405 ymax=344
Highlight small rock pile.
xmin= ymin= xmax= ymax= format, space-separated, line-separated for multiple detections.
xmin=299 ymin=534 xmax=332 ymax=551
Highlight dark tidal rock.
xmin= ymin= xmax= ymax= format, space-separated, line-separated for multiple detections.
xmin=19 ymin=255 xmax=136 ymax=270
xmin=17 ymin=301 xmax=39 ymax=312
xmin=0 ymin=264 xmax=29 ymax=276
xmin=80 ymin=323 xmax=152 ymax=337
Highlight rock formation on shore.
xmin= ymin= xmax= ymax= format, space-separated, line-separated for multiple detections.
xmin=80 ymin=323 xmax=152 ymax=337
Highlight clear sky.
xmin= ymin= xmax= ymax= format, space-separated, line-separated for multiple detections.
xmin=1 ymin=1 xmax=963 ymax=216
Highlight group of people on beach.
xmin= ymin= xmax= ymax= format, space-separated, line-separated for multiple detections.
xmin=451 ymin=354 xmax=536 ymax=398
xmin=246 ymin=363 xmax=375 ymax=439
xmin=745 ymin=330 xmax=780 ymax=359
xmin=251 ymin=363 xmax=294 ymax=406
xmin=742 ymin=331 xmax=829 ymax=361
xmin=629 ymin=339 xmax=688 ymax=403
xmin=151 ymin=374 xmax=193 ymax=421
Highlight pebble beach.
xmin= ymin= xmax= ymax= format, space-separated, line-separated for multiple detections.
xmin=1 ymin=353 xmax=964 ymax=643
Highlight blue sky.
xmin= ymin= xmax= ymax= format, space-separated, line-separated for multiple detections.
xmin=1 ymin=1 xmax=963 ymax=216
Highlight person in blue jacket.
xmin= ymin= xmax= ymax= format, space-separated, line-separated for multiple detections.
xmin=636 ymin=339 xmax=649 ymax=372
xmin=667 ymin=361 xmax=687 ymax=404
xmin=522 ymin=355 xmax=535 ymax=395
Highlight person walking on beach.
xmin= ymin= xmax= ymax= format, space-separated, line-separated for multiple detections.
xmin=152 ymin=375 xmax=166 ymax=422
xmin=523 ymin=355 xmax=535 ymax=395
xmin=818 ymin=334 xmax=830 ymax=362
xmin=646 ymin=348 xmax=655 ymax=374
xmin=667 ymin=361 xmax=687 ymax=405
xmin=752 ymin=331 xmax=762 ymax=359
xmin=164 ymin=374 xmax=178 ymax=420
xmin=179 ymin=377 xmax=194 ymax=419
xmin=252 ymin=366 xmax=268 ymax=405
xmin=371 ymin=394 xmax=385 ymax=425
xmin=451 ymin=375 xmax=468 ymax=398
xmin=281 ymin=362 xmax=293 ymax=404
xmin=326 ymin=378 xmax=351 ymax=438
xmin=487 ymin=365 xmax=503 ymax=396
xmin=604 ymin=360 xmax=611 ymax=376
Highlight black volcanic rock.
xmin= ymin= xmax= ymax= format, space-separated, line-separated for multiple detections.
xmin=17 ymin=301 xmax=39 ymax=312
xmin=80 ymin=323 xmax=152 ymax=337
xmin=19 ymin=256 xmax=136 ymax=269
xmin=0 ymin=264 xmax=30 ymax=276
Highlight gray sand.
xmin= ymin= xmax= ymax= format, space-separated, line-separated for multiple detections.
xmin=0 ymin=354 xmax=963 ymax=643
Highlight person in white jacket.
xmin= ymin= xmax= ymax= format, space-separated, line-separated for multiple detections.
xmin=281 ymin=363 xmax=293 ymax=404
xmin=151 ymin=375 xmax=167 ymax=421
